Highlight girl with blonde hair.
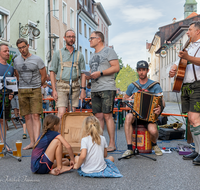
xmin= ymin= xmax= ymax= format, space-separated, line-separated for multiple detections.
xmin=31 ymin=115 xmax=75 ymax=175
xmin=74 ymin=116 xmax=122 ymax=178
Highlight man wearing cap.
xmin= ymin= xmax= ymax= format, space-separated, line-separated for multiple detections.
xmin=122 ymin=60 xmax=165 ymax=158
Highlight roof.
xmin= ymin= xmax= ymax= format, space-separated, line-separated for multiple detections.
xmin=185 ymin=12 xmax=198 ymax=19
xmin=95 ymin=2 xmax=112 ymax=26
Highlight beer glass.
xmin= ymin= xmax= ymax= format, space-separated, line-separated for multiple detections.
xmin=16 ymin=140 xmax=22 ymax=157
xmin=0 ymin=141 xmax=4 ymax=157
xmin=12 ymin=150 xmax=17 ymax=157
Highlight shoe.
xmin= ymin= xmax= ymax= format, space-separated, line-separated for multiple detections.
xmin=183 ymin=151 xmax=198 ymax=160
xmin=152 ymin=145 xmax=163 ymax=156
xmin=23 ymin=134 xmax=27 ymax=139
xmin=122 ymin=150 xmax=134 ymax=159
xmin=193 ymin=154 xmax=200 ymax=165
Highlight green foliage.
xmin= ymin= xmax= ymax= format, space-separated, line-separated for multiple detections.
xmin=115 ymin=65 xmax=138 ymax=92
xmin=7 ymin=54 xmax=14 ymax=66
xmin=115 ymin=57 xmax=124 ymax=79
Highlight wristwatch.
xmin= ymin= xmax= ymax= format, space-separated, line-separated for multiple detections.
xmin=80 ymin=86 xmax=86 ymax=90
xmin=100 ymin=71 xmax=103 ymax=76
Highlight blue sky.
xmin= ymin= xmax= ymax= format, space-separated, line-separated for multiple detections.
xmin=97 ymin=0 xmax=200 ymax=69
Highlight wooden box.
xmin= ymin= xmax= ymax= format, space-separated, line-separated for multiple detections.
xmin=61 ymin=112 xmax=93 ymax=154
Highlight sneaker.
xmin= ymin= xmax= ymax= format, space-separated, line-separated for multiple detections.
xmin=152 ymin=145 xmax=163 ymax=156
xmin=122 ymin=150 xmax=134 ymax=158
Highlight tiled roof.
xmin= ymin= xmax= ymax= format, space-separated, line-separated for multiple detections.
xmin=185 ymin=12 xmax=198 ymax=19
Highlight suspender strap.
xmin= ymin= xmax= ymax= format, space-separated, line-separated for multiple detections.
xmin=192 ymin=46 xmax=200 ymax=81
xmin=59 ymin=50 xmax=63 ymax=81
xmin=76 ymin=51 xmax=80 ymax=77
xmin=132 ymin=81 xmax=160 ymax=91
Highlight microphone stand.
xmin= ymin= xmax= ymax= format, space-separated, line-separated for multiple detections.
xmin=118 ymin=101 xmax=156 ymax=161
xmin=0 ymin=78 xmax=21 ymax=162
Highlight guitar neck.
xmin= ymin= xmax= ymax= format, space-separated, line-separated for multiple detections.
xmin=182 ymin=38 xmax=191 ymax=51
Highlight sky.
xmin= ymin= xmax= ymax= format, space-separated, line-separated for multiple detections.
xmin=97 ymin=0 xmax=200 ymax=69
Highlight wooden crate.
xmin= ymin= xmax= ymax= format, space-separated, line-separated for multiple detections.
xmin=61 ymin=112 xmax=93 ymax=154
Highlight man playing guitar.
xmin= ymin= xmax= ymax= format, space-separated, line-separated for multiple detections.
xmin=122 ymin=60 xmax=165 ymax=158
xmin=169 ymin=21 xmax=200 ymax=165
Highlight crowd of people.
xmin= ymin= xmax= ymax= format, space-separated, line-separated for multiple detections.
xmin=1 ymin=20 xmax=200 ymax=177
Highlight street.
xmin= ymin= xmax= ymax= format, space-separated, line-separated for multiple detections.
xmin=0 ymin=102 xmax=199 ymax=190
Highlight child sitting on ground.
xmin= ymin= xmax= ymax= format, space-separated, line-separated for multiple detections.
xmin=31 ymin=115 xmax=75 ymax=175
xmin=74 ymin=116 xmax=122 ymax=178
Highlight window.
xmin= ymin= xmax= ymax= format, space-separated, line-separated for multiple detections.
xmin=62 ymin=2 xmax=67 ymax=24
xmin=85 ymin=49 xmax=88 ymax=64
xmin=70 ymin=8 xmax=74 ymax=29
xmin=53 ymin=0 xmax=59 ymax=18
xmin=79 ymin=0 xmax=83 ymax=5
xmin=84 ymin=23 xmax=87 ymax=38
xmin=79 ymin=19 xmax=82 ymax=34
xmin=84 ymin=0 xmax=88 ymax=11
xmin=79 ymin=46 xmax=82 ymax=53
xmin=0 ymin=8 xmax=9 ymax=41
xmin=89 ymin=27 xmax=91 ymax=37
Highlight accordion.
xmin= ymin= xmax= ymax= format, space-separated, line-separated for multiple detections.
xmin=133 ymin=91 xmax=162 ymax=123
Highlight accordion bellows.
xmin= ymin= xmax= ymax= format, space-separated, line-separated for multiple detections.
xmin=133 ymin=91 xmax=162 ymax=123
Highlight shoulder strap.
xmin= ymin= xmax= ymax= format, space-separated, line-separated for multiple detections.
xmin=146 ymin=81 xmax=160 ymax=90
xmin=192 ymin=46 xmax=200 ymax=81
xmin=132 ymin=82 xmax=142 ymax=90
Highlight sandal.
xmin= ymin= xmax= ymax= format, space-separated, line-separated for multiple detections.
xmin=23 ymin=134 xmax=27 ymax=139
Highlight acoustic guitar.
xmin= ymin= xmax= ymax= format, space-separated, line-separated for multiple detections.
xmin=172 ymin=38 xmax=191 ymax=92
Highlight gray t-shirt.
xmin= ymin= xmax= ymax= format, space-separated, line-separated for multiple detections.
xmin=14 ymin=54 xmax=45 ymax=89
xmin=89 ymin=47 xmax=118 ymax=92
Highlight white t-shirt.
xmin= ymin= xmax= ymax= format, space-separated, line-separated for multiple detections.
xmin=80 ymin=135 xmax=108 ymax=174
xmin=175 ymin=39 xmax=200 ymax=83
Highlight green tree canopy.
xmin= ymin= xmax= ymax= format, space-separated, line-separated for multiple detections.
xmin=115 ymin=65 xmax=138 ymax=92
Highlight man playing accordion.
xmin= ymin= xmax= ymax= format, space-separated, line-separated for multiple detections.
xmin=122 ymin=60 xmax=165 ymax=158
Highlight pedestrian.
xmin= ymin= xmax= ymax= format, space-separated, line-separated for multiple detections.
xmin=0 ymin=43 xmax=14 ymax=151
xmin=31 ymin=115 xmax=75 ymax=175
xmin=122 ymin=60 xmax=165 ymax=158
xmin=74 ymin=116 xmax=122 ymax=178
xmin=169 ymin=21 xmax=200 ymax=164
xmin=87 ymin=31 xmax=120 ymax=152
xmin=49 ymin=29 xmax=86 ymax=121
xmin=14 ymin=38 xmax=47 ymax=150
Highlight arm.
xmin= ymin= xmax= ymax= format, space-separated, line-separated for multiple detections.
xmin=178 ymin=50 xmax=200 ymax=66
xmin=14 ymin=70 xmax=19 ymax=81
xmin=50 ymin=71 xmax=58 ymax=102
xmin=80 ymin=73 xmax=86 ymax=101
xmin=74 ymin=149 xmax=87 ymax=169
xmin=39 ymin=67 xmax=47 ymax=86
xmin=90 ymin=59 xmax=120 ymax=79
xmin=104 ymin=148 xmax=107 ymax=158
xmin=56 ymin=135 xmax=75 ymax=164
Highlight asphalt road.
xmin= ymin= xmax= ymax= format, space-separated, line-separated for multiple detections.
xmin=0 ymin=102 xmax=199 ymax=190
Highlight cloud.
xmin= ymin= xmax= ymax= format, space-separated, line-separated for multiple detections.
xmin=121 ymin=5 xmax=163 ymax=23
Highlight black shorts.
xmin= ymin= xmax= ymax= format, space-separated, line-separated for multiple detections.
xmin=0 ymin=94 xmax=11 ymax=120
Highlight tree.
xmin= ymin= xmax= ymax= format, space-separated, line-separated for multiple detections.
xmin=115 ymin=65 xmax=138 ymax=92
xmin=115 ymin=57 xmax=124 ymax=79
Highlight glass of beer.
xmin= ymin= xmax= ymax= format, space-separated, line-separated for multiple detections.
xmin=12 ymin=150 xmax=17 ymax=157
xmin=0 ymin=141 xmax=4 ymax=157
xmin=16 ymin=140 xmax=22 ymax=157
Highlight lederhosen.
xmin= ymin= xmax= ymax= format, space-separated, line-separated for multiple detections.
xmin=56 ymin=50 xmax=80 ymax=93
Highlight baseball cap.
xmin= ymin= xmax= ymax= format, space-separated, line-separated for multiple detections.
xmin=136 ymin=60 xmax=149 ymax=69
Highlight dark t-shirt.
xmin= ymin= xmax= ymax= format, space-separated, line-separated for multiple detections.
xmin=0 ymin=63 xmax=14 ymax=77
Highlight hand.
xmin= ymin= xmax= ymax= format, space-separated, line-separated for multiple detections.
xmin=9 ymin=94 xmax=13 ymax=100
xmin=85 ymin=75 xmax=92 ymax=80
xmin=52 ymin=90 xmax=58 ymax=102
xmin=90 ymin=71 xmax=101 ymax=79
xmin=80 ymin=90 xmax=86 ymax=102
xmin=70 ymin=160 xmax=74 ymax=167
xmin=169 ymin=64 xmax=177 ymax=78
xmin=178 ymin=50 xmax=189 ymax=60
xmin=153 ymin=105 xmax=161 ymax=115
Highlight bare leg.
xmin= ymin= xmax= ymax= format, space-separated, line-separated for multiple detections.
xmin=23 ymin=114 xmax=34 ymax=150
xmin=32 ymin=114 xmax=41 ymax=142
xmin=23 ymin=123 xmax=27 ymax=134
xmin=148 ymin=123 xmax=159 ymax=144
xmin=106 ymin=156 xmax=114 ymax=162
xmin=104 ymin=113 xmax=115 ymax=149
xmin=14 ymin=108 xmax=18 ymax=118
xmin=124 ymin=113 xmax=135 ymax=145
xmin=58 ymin=107 xmax=66 ymax=133
xmin=95 ymin=113 xmax=104 ymax=130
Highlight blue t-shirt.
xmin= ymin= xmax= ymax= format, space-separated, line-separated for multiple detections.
xmin=0 ymin=63 xmax=14 ymax=77
xmin=126 ymin=79 xmax=162 ymax=96
xmin=31 ymin=130 xmax=60 ymax=173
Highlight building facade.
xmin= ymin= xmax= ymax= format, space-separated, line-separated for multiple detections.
xmin=0 ymin=0 xmax=45 ymax=61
